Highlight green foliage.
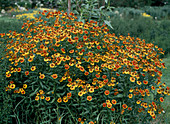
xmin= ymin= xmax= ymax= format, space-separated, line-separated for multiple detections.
xmin=0 ymin=0 xmax=14 ymax=10
xmin=141 ymin=5 xmax=170 ymax=20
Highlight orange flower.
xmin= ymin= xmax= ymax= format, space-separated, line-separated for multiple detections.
xmin=57 ymin=98 xmax=62 ymax=103
xmin=84 ymin=72 xmax=89 ymax=75
xmin=160 ymin=97 xmax=164 ymax=102
xmin=102 ymin=75 xmax=107 ymax=79
xmin=25 ymin=71 xmax=29 ymax=76
xmin=78 ymin=118 xmax=81 ymax=122
xmin=137 ymin=81 xmax=141 ymax=85
xmin=9 ymin=84 xmax=15 ymax=89
xmin=6 ymin=73 xmax=11 ymax=78
xmin=28 ymin=57 xmax=33 ymax=62
xmin=61 ymin=48 xmax=65 ymax=53
xmin=65 ymin=64 xmax=70 ymax=70
xmin=67 ymin=92 xmax=72 ymax=98
xmin=128 ymin=94 xmax=133 ymax=98
xmin=111 ymin=107 xmax=115 ymax=111
xmin=51 ymin=74 xmax=58 ymax=79
xmin=143 ymin=80 xmax=148 ymax=85
xmin=103 ymin=103 xmax=106 ymax=107
xmin=68 ymin=78 xmax=72 ymax=82
xmin=35 ymin=96 xmax=39 ymax=101
xmin=63 ymin=98 xmax=68 ymax=103
xmin=122 ymin=104 xmax=128 ymax=109
xmin=104 ymin=90 xmax=110 ymax=95
xmin=89 ymin=121 xmax=94 ymax=124
xmin=45 ymin=97 xmax=50 ymax=101
xmin=107 ymin=103 xmax=112 ymax=108
xmin=69 ymin=49 xmax=74 ymax=53
xmin=111 ymin=99 xmax=117 ymax=105
xmin=130 ymin=77 xmax=135 ymax=82
xmin=87 ymin=96 xmax=92 ymax=101
xmin=97 ymin=45 xmax=101 ymax=49
xmin=17 ymin=68 xmax=21 ymax=72
xmin=31 ymin=66 xmax=36 ymax=71
xmin=21 ymin=90 xmax=25 ymax=94
xmin=83 ymin=35 xmax=87 ymax=40
xmin=95 ymin=74 xmax=100 ymax=78
xmin=128 ymin=107 xmax=132 ymax=111
xmin=39 ymin=73 xmax=45 ymax=79
xmin=50 ymin=63 xmax=56 ymax=68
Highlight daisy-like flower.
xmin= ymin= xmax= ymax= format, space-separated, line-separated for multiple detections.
xmin=104 ymin=90 xmax=110 ymax=95
xmin=107 ymin=103 xmax=112 ymax=108
xmin=111 ymin=99 xmax=117 ymax=105
xmin=31 ymin=66 xmax=36 ymax=71
xmin=130 ymin=77 xmax=135 ymax=82
xmin=25 ymin=71 xmax=29 ymax=76
xmin=160 ymin=97 xmax=164 ymax=102
xmin=128 ymin=94 xmax=133 ymax=98
xmin=35 ymin=96 xmax=39 ymax=101
xmin=9 ymin=84 xmax=15 ymax=89
xmin=103 ymin=103 xmax=107 ymax=107
xmin=122 ymin=104 xmax=128 ymax=109
xmin=57 ymin=98 xmax=62 ymax=103
xmin=50 ymin=63 xmax=56 ymax=68
xmin=23 ymin=84 xmax=27 ymax=89
xmin=39 ymin=73 xmax=45 ymax=79
xmin=45 ymin=97 xmax=50 ymax=101
xmin=143 ymin=80 xmax=148 ymax=85
xmin=87 ymin=96 xmax=92 ymax=101
xmin=51 ymin=74 xmax=58 ymax=79
xmin=17 ymin=67 xmax=21 ymax=72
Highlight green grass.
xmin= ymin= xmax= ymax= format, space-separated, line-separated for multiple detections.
xmin=0 ymin=17 xmax=23 ymax=33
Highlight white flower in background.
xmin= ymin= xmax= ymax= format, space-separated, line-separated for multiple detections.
xmin=155 ymin=17 xmax=157 ymax=20
xmin=1 ymin=9 xmax=5 ymax=14
xmin=114 ymin=10 xmax=119 ymax=15
xmin=15 ymin=2 xmax=27 ymax=11
xmin=0 ymin=14 xmax=2 ymax=17
xmin=40 ymin=4 xmax=44 ymax=7
xmin=162 ymin=110 xmax=165 ymax=113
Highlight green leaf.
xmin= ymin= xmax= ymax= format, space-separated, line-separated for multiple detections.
xmin=116 ymin=94 xmax=124 ymax=98
xmin=104 ymin=20 xmax=114 ymax=29
xmin=99 ymin=6 xmax=105 ymax=11
xmin=29 ymin=87 xmax=39 ymax=97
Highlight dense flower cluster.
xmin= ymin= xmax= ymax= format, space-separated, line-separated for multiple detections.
xmin=1 ymin=10 xmax=169 ymax=123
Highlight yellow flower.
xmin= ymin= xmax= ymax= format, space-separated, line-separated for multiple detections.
xmin=23 ymin=84 xmax=27 ymax=89
xmin=31 ymin=66 xmax=36 ymax=71
xmin=35 ymin=96 xmax=39 ymax=101
xmin=39 ymin=73 xmax=45 ymax=79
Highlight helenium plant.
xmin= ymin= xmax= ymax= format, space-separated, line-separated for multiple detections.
xmin=0 ymin=10 xmax=169 ymax=124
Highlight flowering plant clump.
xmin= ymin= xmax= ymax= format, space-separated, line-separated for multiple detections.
xmin=1 ymin=10 xmax=169 ymax=124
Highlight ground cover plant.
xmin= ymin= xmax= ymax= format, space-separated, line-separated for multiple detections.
xmin=0 ymin=9 xmax=169 ymax=124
